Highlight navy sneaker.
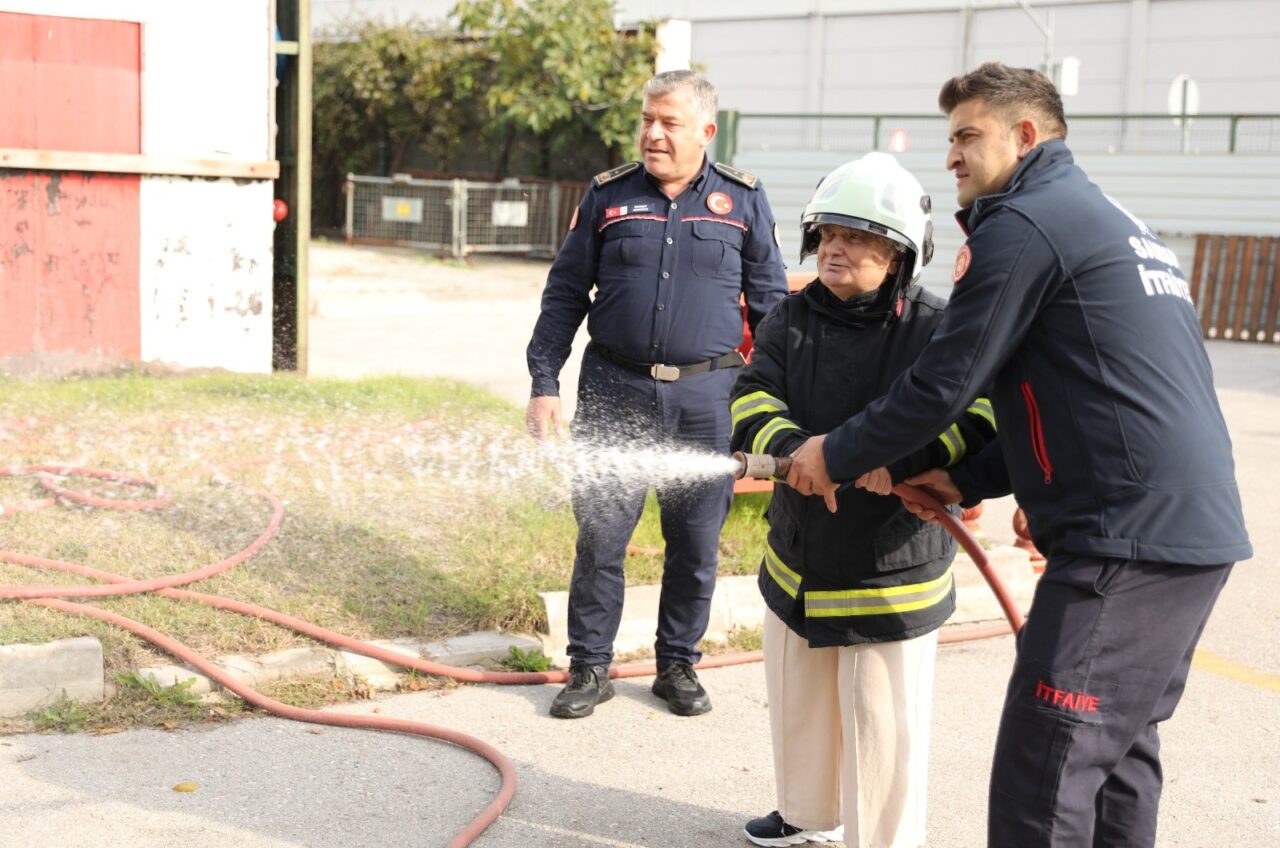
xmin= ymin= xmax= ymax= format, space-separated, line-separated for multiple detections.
xmin=651 ymin=661 xmax=712 ymax=716
xmin=744 ymin=810 xmax=844 ymax=847
xmin=549 ymin=664 xmax=614 ymax=719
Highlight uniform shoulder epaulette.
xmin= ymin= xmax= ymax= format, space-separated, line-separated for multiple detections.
xmin=592 ymin=161 xmax=641 ymax=187
xmin=713 ymin=161 xmax=759 ymax=189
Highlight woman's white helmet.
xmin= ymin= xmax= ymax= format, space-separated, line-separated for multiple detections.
xmin=800 ymin=152 xmax=934 ymax=286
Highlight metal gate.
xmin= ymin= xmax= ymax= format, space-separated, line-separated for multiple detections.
xmin=344 ymin=174 xmax=576 ymax=258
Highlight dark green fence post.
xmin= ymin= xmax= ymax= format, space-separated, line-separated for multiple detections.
xmin=1229 ymin=115 xmax=1239 ymax=154
xmin=715 ymin=109 xmax=739 ymax=165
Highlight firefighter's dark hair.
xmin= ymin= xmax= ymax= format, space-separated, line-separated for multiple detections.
xmin=938 ymin=62 xmax=1068 ymax=140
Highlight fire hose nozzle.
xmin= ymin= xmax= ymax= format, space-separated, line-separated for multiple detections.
xmin=731 ymin=451 xmax=794 ymax=480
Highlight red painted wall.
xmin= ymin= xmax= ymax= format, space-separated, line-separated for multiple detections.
xmin=0 ymin=12 xmax=141 ymax=153
xmin=0 ymin=12 xmax=141 ymax=358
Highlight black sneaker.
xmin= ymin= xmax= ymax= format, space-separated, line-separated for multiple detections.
xmin=549 ymin=664 xmax=614 ymax=719
xmin=743 ymin=810 xmax=844 ymax=846
xmin=650 ymin=661 xmax=712 ymax=716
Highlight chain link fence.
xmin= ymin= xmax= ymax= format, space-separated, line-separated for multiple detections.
xmin=731 ymin=113 xmax=1280 ymax=158
xmin=345 ymin=175 xmax=587 ymax=258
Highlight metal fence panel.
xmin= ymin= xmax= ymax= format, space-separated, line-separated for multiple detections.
xmin=346 ymin=175 xmax=456 ymax=253
xmin=345 ymin=175 xmax=574 ymax=258
xmin=462 ymin=182 xmax=557 ymax=256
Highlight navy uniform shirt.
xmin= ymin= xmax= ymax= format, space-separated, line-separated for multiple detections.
xmin=527 ymin=157 xmax=789 ymax=397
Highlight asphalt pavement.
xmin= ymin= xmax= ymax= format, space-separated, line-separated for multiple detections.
xmin=1 ymin=246 xmax=1276 ymax=847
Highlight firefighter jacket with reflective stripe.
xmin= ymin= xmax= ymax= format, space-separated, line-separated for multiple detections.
xmin=730 ymin=281 xmax=998 ymax=646
xmin=822 ymin=140 xmax=1251 ymax=566
xmin=526 ymin=157 xmax=789 ymax=398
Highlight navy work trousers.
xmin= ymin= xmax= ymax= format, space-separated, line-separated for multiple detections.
xmin=987 ymin=555 xmax=1232 ymax=847
xmin=566 ymin=345 xmax=736 ymax=670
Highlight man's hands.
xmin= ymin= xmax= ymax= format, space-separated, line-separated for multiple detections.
xmin=854 ymin=466 xmax=893 ymax=496
xmin=525 ymin=396 xmax=563 ymax=441
xmin=898 ymin=468 xmax=963 ymax=523
xmin=786 ymin=435 xmax=840 ymax=513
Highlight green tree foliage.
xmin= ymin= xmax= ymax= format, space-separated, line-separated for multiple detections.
xmin=309 ymin=3 xmax=657 ymax=229
xmin=454 ymin=0 xmax=656 ymax=164
xmin=311 ymin=20 xmax=489 ymax=226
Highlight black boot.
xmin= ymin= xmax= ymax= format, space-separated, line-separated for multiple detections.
xmin=651 ymin=661 xmax=712 ymax=716
xmin=549 ymin=664 xmax=614 ymax=719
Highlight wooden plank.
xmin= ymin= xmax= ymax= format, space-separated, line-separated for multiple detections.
xmin=1246 ymin=238 xmax=1273 ymax=341
xmin=1216 ymin=237 xmax=1239 ymax=339
xmin=1188 ymin=233 xmax=1208 ymax=317
xmin=0 ymin=148 xmax=279 ymax=179
xmin=1265 ymin=239 xmax=1280 ymax=344
xmin=1230 ymin=237 xmax=1255 ymax=340
xmin=1202 ymin=235 xmax=1224 ymax=337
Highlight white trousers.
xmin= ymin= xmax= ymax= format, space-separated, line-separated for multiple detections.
xmin=764 ymin=608 xmax=939 ymax=848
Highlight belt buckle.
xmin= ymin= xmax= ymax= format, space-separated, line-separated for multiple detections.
xmin=650 ymin=364 xmax=681 ymax=382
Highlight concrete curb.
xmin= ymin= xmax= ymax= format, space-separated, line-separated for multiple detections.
xmin=0 ymin=546 xmax=1038 ymax=717
xmin=0 ymin=631 xmax=541 ymax=717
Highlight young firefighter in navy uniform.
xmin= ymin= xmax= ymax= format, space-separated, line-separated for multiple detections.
xmin=525 ymin=70 xmax=789 ymax=719
xmin=731 ymin=153 xmax=996 ymax=848
xmin=785 ymin=64 xmax=1251 ymax=847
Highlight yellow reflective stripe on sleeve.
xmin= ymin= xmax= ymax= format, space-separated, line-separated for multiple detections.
xmin=731 ymin=391 xmax=788 ymax=430
xmin=938 ymin=424 xmax=966 ymax=466
xmin=764 ymin=544 xmax=801 ymax=599
xmin=804 ymin=567 xmax=954 ymax=618
xmin=966 ymin=398 xmax=996 ymax=429
xmin=752 ymin=418 xmax=801 ymax=455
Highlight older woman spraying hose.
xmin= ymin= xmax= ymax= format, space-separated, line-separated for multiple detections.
xmin=729 ymin=153 xmax=997 ymax=848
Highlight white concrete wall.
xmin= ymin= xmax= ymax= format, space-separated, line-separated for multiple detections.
xmin=139 ymin=177 xmax=274 ymax=373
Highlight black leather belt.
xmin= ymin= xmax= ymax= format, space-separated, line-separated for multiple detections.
xmin=595 ymin=344 xmax=746 ymax=382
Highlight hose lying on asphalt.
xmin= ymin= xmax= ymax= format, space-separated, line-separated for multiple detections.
xmin=1 ymin=464 xmax=1024 ymax=846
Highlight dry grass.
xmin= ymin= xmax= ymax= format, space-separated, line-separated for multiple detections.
xmin=0 ymin=372 xmax=772 ymax=684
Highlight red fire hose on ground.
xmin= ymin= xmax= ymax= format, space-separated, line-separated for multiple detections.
xmin=1 ymin=459 xmax=1025 ymax=847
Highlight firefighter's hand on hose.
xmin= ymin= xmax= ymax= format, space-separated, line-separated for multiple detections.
xmin=854 ymin=466 xmax=893 ymax=496
xmin=900 ymin=468 xmax=962 ymax=524
xmin=525 ymin=396 xmax=563 ymax=441
xmin=787 ymin=435 xmax=839 ymax=514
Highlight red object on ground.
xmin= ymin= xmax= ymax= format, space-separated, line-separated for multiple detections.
xmin=273 ymin=198 xmax=289 ymax=222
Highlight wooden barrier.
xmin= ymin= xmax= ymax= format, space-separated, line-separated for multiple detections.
xmin=1188 ymin=235 xmax=1280 ymax=342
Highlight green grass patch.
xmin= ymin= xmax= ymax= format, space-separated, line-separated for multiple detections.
xmin=0 ymin=372 xmax=773 ymax=719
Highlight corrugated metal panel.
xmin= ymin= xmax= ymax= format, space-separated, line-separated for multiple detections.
xmin=0 ymin=12 xmax=140 ymax=153
xmin=32 ymin=13 xmax=140 ymax=153
xmin=0 ymin=13 xmax=38 ymax=148
xmin=0 ymin=171 xmax=141 ymax=357
xmin=736 ymin=148 xmax=1280 ymax=298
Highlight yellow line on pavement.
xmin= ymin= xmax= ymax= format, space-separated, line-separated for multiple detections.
xmin=1193 ymin=649 xmax=1280 ymax=693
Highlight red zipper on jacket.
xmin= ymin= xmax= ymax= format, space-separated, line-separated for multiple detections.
xmin=1020 ymin=380 xmax=1054 ymax=484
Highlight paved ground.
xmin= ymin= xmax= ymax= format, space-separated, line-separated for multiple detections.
xmin=2 ymin=243 xmax=1276 ymax=847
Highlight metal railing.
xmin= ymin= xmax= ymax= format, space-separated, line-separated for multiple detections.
xmin=718 ymin=112 xmax=1280 ymax=161
xmin=344 ymin=174 xmax=580 ymax=257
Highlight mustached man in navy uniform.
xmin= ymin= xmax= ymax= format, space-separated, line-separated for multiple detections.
xmin=525 ymin=70 xmax=789 ymax=719
xmin=785 ymin=63 xmax=1250 ymax=847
